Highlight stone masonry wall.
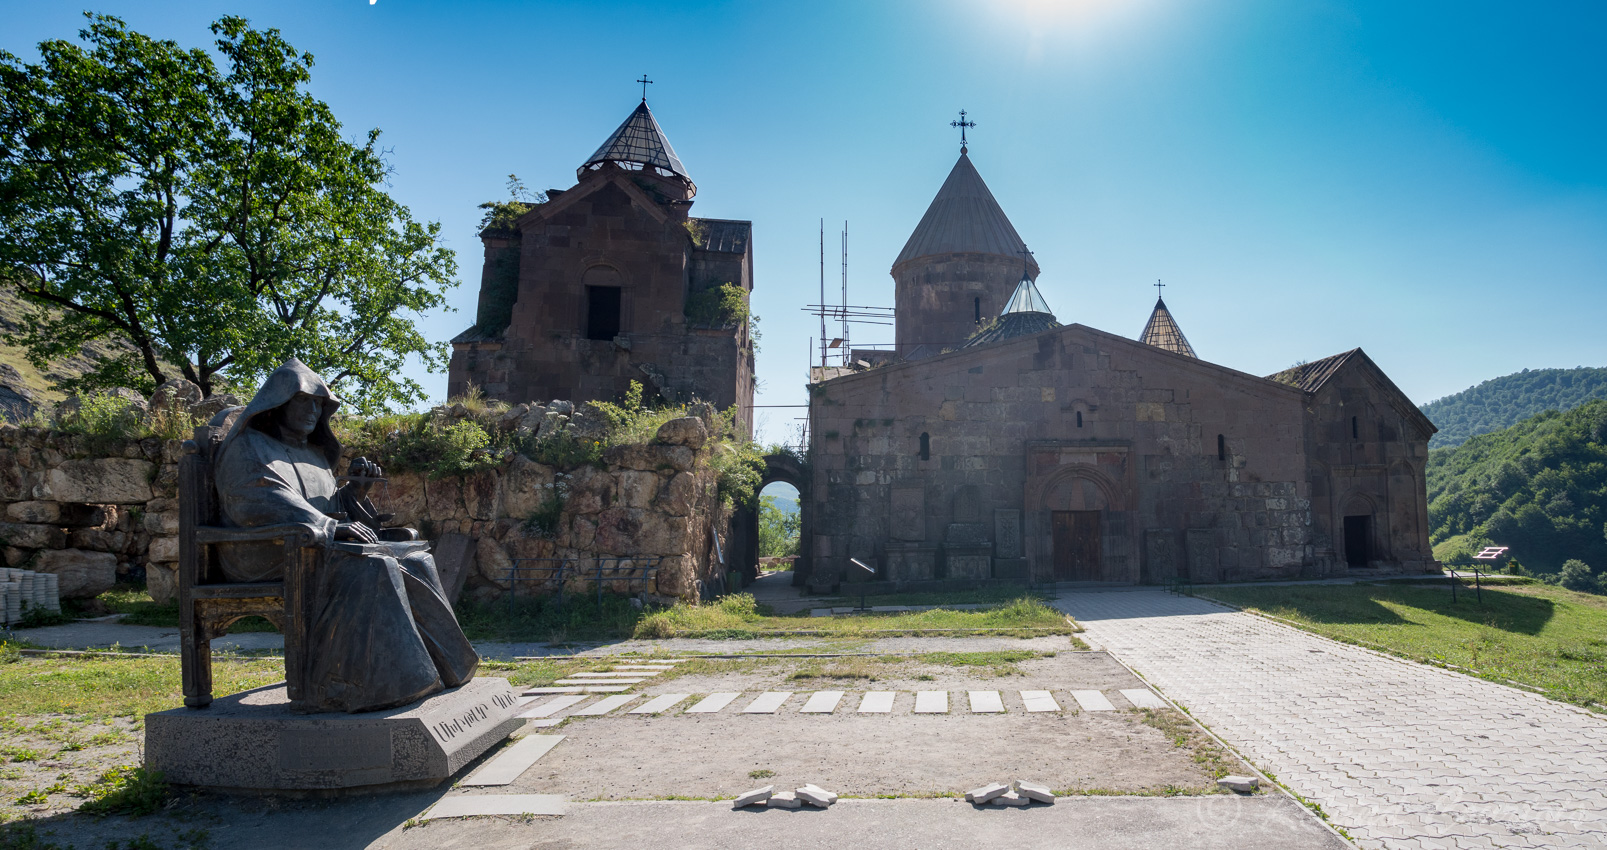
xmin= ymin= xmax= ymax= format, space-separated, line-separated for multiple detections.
xmin=0 ymin=415 xmax=730 ymax=606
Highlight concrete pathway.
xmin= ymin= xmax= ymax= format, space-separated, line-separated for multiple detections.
xmin=1054 ymin=589 xmax=1607 ymax=850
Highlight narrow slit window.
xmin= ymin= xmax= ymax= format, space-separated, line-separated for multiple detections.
xmin=919 ymin=432 xmax=931 ymax=461
xmin=1351 ymin=416 xmax=1359 ymax=440
xmin=1217 ymin=434 xmax=1226 ymax=461
xmin=586 ymin=286 xmax=621 ymax=340
xmin=974 ymin=296 xmax=981 ymax=325
xmin=1076 ymin=411 xmax=1083 ymax=428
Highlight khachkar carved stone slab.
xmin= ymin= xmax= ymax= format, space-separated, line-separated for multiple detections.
xmin=145 ymin=678 xmax=522 ymax=792
xmin=994 ymin=509 xmax=1022 ymax=558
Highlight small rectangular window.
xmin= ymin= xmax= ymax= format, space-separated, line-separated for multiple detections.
xmin=1217 ymin=434 xmax=1226 ymax=462
xmin=586 ymin=286 xmax=621 ymax=340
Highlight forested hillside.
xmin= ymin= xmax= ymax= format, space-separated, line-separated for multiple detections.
xmin=1427 ymin=399 xmax=1607 ymax=577
xmin=1422 ymin=366 xmax=1607 ymax=448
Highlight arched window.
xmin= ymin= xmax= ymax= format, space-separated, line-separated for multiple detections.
xmin=974 ymin=297 xmax=981 ymax=325
xmin=1351 ymin=416 xmax=1359 ymax=440
xmin=919 ymin=432 xmax=931 ymax=461
xmin=1076 ymin=411 xmax=1083 ymax=428
xmin=1217 ymin=434 xmax=1227 ymax=462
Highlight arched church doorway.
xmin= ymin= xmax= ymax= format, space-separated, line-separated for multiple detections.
xmin=729 ymin=452 xmax=811 ymax=588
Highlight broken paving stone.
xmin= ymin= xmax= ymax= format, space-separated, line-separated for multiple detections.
xmin=795 ymin=786 xmax=836 ymax=807
xmin=964 ymin=782 xmax=1009 ymax=804
xmin=989 ymin=791 xmax=1029 ymax=807
xmin=1015 ymin=781 xmax=1055 ymax=804
xmin=766 ymin=791 xmax=802 ymax=809
xmin=799 ymin=784 xmax=838 ymax=804
xmin=1218 ymin=775 xmax=1259 ymax=793
xmin=733 ymin=785 xmax=774 ymax=808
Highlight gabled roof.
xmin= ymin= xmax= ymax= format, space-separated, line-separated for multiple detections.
xmin=893 ymin=153 xmax=1035 ymax=270
xmin=578 ymin=101 xmax=693 ymax=189
xmin=1266 ymin=349 xmax=1359 ymax=392
xmin=963 ymin=275 xmax=1060 ymax=348
xmin=1139 ymin=297 xmax=1196 ymax=358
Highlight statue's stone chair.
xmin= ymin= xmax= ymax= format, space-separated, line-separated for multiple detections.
xmin=177 ymin=414 xmax=318 ymax=708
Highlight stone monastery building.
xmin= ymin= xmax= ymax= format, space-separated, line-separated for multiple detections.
xmin=805 ymin=146 xmax=1439 ymax=587
xmin=448 ymin=97 xmax=755 ymax=432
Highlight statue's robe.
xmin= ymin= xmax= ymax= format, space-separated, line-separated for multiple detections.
xmin=212 ymin=360 xmax=478 ymax=713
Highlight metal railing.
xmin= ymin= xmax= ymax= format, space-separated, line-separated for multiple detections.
xmin=505 ymin=556 xmax=662 ymax=611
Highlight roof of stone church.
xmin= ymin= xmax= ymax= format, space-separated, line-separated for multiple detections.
xmin=1139 ymin=297 xmax=1197 ymax=358
xmin=894 ymin=153 xmax=1035 ymax=269
xmin=1265 ymin=349 xmax=1361 ymax=392
xmin=579 ymin=101 xmax=691 ymax=185
xmin=689 ymin=218 xmax=751 ymax=254
xmin=963 ymin=275 xmax=1060 ymax=348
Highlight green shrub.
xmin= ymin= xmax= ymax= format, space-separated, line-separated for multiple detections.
xmin=375 ymin=417 xmax=496 ymax=478
xmin=684 ymin=282 xmax=750 ymax=329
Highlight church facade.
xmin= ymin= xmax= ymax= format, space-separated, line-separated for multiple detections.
xmin=448 ymin=99 xmax=755 ymax=430
xmin=805 ymin=149 xmax=1437 ymax=586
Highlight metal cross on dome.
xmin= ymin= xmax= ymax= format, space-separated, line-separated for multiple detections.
xmin=1156 ymin=279 xmax=1165 ymax=297
xmin=951 ymin=110 xmax=976 ymax=152
xmin=637 ymin=74 xmax=653 ymax=102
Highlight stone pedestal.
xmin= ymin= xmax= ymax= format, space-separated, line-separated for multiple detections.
xmin=943 ymin=546 xmax=992 ymax=580
xmin=145 ymin=677 xmax=522 ymax=793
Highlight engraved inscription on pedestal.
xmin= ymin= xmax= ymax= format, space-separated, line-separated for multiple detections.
xmin=994 ymin=509 xmax=1022 ymax=559
xmin=430 ymin=689 xmax=518 ymax=744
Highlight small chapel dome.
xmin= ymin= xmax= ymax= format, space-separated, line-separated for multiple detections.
xmin=578 ymin=100 xmax=696 ymax=196
xmin=963 ymin=273 xmax=1060 ymax=348
xmin=1139 ymin=295 xmax=1197 ymax=358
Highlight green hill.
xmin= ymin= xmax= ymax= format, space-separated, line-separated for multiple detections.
xmin=1421 ymin=366 xmax=1607 ymax=448
xmin=1427 ymin=399 xmax=1607 ymax=576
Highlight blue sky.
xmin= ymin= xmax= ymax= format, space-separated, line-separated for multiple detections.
xmin=5 ymin=0 xmax=1604 ymax=445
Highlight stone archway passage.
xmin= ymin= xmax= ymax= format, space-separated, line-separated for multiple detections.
xmin=731 ymin=452 xmax=811 ymax=588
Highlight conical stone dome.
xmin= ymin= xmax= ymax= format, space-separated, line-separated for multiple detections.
xmin=1139 ymin=297 xmax=1196 ymax=358
xmin=893 ymin=153 xmax=1035 ymax=271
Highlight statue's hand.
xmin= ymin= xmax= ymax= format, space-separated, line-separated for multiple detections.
xmin=335 ymin=521 xmax=379 ymax=544
xmin=346 ymin=457 xmax=383 ymax=498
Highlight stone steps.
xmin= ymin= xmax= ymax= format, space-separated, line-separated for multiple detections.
xmin=515 ymin=687 xmax=1163 ymax=720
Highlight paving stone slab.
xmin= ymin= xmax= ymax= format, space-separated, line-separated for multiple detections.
xmin=521 ymin=695 xmax=588 ymax=718
xmin=990 ymin=791 xmax=1029 ymax=807
xmin=965 ymin=782 xmax=1009 ymax=803
xmin=1119 ymin=688 xmax=1167 ymax=709
xmin=800 ymin=691 xmax=845 ymax=714
xmin=423 ymin=794 xmax=566 ymax=819
xmin=914 ymin=691 xmax=949 ymax=714
xmin=857 ymin=691 xmax=897 ymax=713
xmin=686 ymin=692 xmax=742 ymax=713
xmin=1071 ymin=690 xmax=1116 ymax=711
xmin=1016 ymin=780 xmax=1056 ymax=803
xmin=524 ymin=718 xmax=563 ymax=729
xmin=742 ymin=692 xmax=793 ymax=714
xmin=610 ymin=666 xmax=674 ymax=672
xmin=1020 ymin=690 xmax=1061 ymax=712
xmin=968 ymin=690 xmax=1005 ymax=713
xmin=565 ymin=671 xmax=661 ymax=678
xmin=629 ymin=694 xmax=690 ymax=715
xmin=523 ymin=687 xmax=586 ymax=695
xmin=572 ymin=695 xmax=639 ymax=716
xmin=554 ymin=679 xmax=647 ymax=686
xmin=733 ymin=785 xmax=773 ymax=808
xmin=766 ymin=791 xmax=801 ymax=809
xmin=461 ymin=734 xmax=565 ymax=786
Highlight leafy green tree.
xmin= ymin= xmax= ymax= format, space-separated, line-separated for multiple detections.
xmin=757 ymin=494 xmax=800 ymax=559
xmin=0 ymin=14 xmax=456 ymax=413
xmin=1553 ymin=559 xmax=1602 ymax=593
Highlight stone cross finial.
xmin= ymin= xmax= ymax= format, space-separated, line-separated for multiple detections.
xmin=637 ymin=74 xmax=653 ymax=102
xmin=951 ymin=110 xmax=976 ymax=153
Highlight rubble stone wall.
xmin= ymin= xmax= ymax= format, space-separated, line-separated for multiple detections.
xmin=0 ymin=416 xmax=731 ymax=606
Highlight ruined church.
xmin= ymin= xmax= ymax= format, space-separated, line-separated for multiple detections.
xmin=448 ymin=97 xmax=755 ymax=433
xmin=804 ymin=144 xmax=1438 ymax=587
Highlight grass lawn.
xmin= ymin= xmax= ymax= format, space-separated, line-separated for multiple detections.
xmin=633 ymin=594 xmax=1080 ymax=641
xmin=816 ymin=585 xmax=1043 ymax=608
xmin=1204 ymin=582 xmax=1607 ymax=709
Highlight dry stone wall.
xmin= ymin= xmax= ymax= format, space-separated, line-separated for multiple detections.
xmin=0 ymin=411 xmax=731 ymax=606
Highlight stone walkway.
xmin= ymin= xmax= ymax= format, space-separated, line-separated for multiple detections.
xmin=1054 ymin=589 xmax=1607 ymax=849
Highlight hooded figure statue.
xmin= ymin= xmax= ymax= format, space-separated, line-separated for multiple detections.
xmin=214 ymin=359 xmax=478 ymax=712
